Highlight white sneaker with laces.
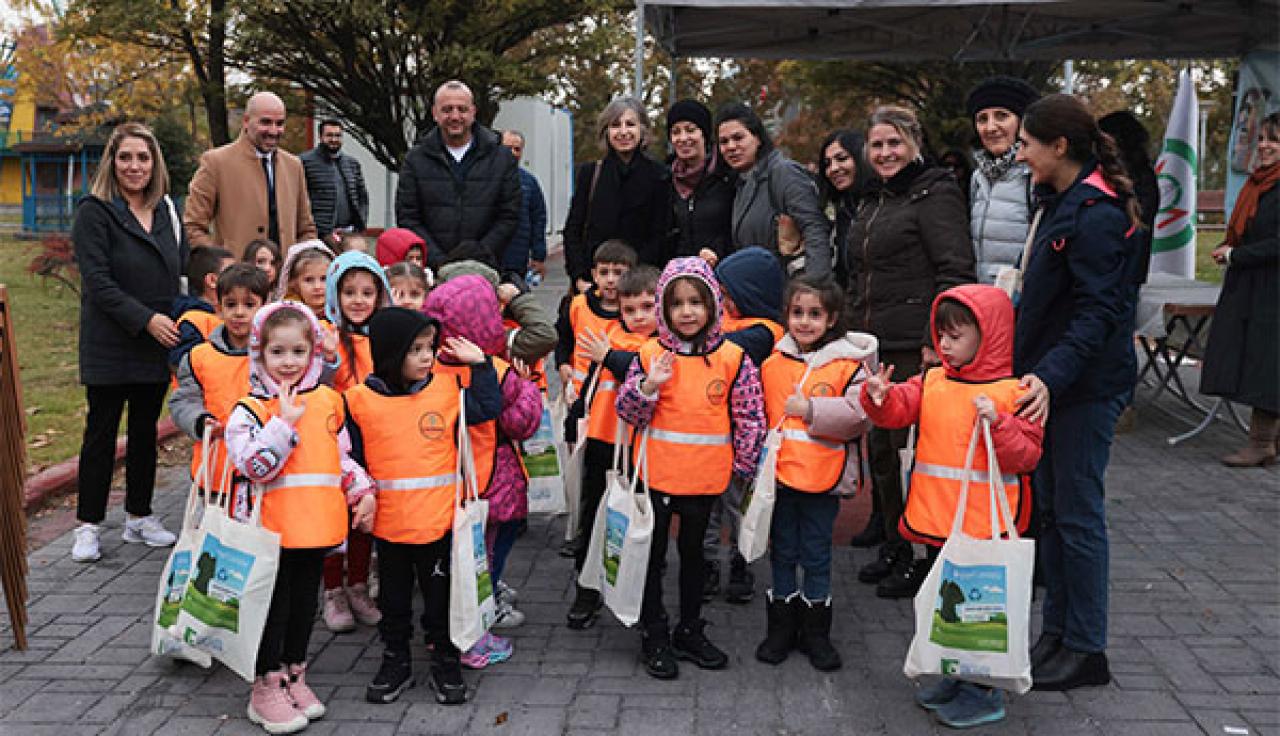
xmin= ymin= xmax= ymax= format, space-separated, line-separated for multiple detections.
xmin=71 ymin=523 xmax=101 ymax=562
xmin=492 ymin=599 xmax=526 ymax=628
xmin=122 ymin=515 xmax=177 ymax=547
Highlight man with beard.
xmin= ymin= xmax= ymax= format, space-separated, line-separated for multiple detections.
xmin=301 ymin=119 xmax=369 ymax=239
xmin=184 ymin=91 xmax=317 ymax=256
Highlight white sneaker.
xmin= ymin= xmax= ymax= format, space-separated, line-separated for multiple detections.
xmin=497 ymin=580 xmax=519 ymax=605
xmin=122 ymin=515 xmax=177 ymax=547
xmin=492 ymin=599 xmax=525 ymax=628
xmin=71 ymin=523 xmax=101 ymax=562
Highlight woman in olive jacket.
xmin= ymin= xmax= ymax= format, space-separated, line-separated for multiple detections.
xmin=844 ymin=105 xmax=975 ymax=599
xmin=71 ymin=122 xmax=188 ymax=563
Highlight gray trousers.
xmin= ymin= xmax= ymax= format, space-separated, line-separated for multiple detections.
xmin=702 ymin=476 xmax=746 ymax=559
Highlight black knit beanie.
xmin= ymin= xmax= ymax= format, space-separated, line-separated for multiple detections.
xmin=966 ymin=76 xmax=1040 ymax=122
xmin=368 ymin=307 xmax=439 ymax=389
xmin=667 ymin=99 xmax=714 ymax=145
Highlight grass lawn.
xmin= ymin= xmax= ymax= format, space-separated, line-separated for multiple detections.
xmin=0 ymin=234 xmax=85 ymax=473
xmin=1195 ymin=229 xmax=1226 ymax=284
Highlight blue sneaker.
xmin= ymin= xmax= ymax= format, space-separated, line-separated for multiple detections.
xmin=915 ymin=677 xmax=964 ymax=710
xmin=934 ymin=683 xmax=1005 ymax=729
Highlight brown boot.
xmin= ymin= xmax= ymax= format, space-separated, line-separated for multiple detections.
xmin=1222 ymin=409 xmax=1278 ymax=468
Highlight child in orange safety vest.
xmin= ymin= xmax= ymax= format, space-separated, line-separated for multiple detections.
xmin=615 ymin=257 xmax=766 ymax=680
xmin=860 ymin=284 xmax=1044 ymax=729
xmin=755 ymin=275 xmax=878 ymax=673
xmin=563 ymin=264 xmax=660 ymax=630
xmin=224 ymin=301 xmax=376 ymax=734
xmin=344 ymin=306 xmax=502 ymax=707
xmin=319 ymin=250 xmax=392 ymax=634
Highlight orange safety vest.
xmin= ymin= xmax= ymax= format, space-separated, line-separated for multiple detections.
xmin=433 ymin=358 xmax=526 ymax=493
xmin=503 ymin=317 xmax=549 ymax=392
xmin=238 ymin=387 xmax=349 ymax=549
xmin=178 ymin=309 xmax=222 ymax=340
xmin=761 ymin=351 xmax=862 ymax=493
xmin=586 ymin=330 xmax=651 ymax=443
xmin=721 ymin=315 xmax=784 ymax=345
xmin=345 ymin=377 xmax=461 ymax=544
xmin=188 ymin=342 xmax=251 ymax=494
xmin=334 ymin=333 xmax=373 ymax=392
xmin=901 ymin=368 xmax=1032 ymax=546
xmin=634 ymin=339 xmax=744 ymax=495
xmin=567 ymin=293 xmax=620 ymax=396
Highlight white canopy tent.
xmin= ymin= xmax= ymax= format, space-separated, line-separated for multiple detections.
xmin=640 ymin=0 xmax=1279 ymax=66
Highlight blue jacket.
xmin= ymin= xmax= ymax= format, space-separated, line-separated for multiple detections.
xmin=1013 ymin=162 xmax=1143 ymax=407
xmin=501 ymin=168 xmax=548 ymax=273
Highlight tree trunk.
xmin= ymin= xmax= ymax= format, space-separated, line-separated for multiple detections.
xmin=205 ymin=0 xmax=230 ymax=146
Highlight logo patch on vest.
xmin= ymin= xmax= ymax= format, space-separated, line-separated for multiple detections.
xmin=809 ymin=382 xmax=835 ymax=398
xmin=419 ymin=412 xmax=446 ymax=441
xmin=326 ymin=411 xmax=341 ymax=434
xmin=706 ymin=379 xmax=728 ymax=406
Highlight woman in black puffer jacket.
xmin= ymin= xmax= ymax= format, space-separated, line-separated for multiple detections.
xmin=844 ymin=105 xmax=975 ymax=599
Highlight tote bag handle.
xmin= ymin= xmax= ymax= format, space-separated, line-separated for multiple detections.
xmin=947 ymin=416 xmax=1019 ymax=541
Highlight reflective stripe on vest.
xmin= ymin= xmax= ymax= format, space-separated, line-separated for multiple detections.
xmin=345 ymin=377 xmax=462 ymax=545
xmin=637 ymin=339 xmax=743 ymax=495
xmin=239 ymin=389 xmax=348 ymax=549
xmin=761 ymin=351 xmax=861 ymax=493
xmin=901 ymin=368 xmax=1032 ymax=545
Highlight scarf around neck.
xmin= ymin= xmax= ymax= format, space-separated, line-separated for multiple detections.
xmin=1227 ymin=161 xmax=1280 ymax=246
xmin=974 ymin=145 xmax=1020 ymax=182
xmin=672 ymin=150 xmax=715 ymax=199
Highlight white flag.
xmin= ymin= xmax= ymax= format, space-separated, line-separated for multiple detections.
xmin=1151 ymin=69 xmax=1198 ymax=278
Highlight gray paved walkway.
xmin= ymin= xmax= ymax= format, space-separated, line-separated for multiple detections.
xmin=2 ymin=264 xmax=1277 ymax=735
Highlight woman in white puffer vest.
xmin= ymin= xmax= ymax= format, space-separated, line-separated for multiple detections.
xmin=966 ymin=77 xmax=1041 ymax=284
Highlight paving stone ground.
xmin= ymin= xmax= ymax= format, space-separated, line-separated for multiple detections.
xmin=2 ymin=262 xmax=1277 ymax=735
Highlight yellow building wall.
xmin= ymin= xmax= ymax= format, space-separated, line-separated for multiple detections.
xmin=0 ymin=85 xmax=38 ymax=205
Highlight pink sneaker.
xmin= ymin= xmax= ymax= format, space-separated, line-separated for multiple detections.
xmin=247 ymin=670 xmax=308 ymax=734
xmin=322 ymin=588 xmax=356 ymax=633
xmin=461 ymin=641 xmax=492 ymax=670
xmin=286 ymin=663 xmax=326 ymax=720
xmin=346 ymin=583 xmax=382 ymax=626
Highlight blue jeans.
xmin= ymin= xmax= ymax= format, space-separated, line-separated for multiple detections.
xmin=1035 ymin=396 xmax=1124 ymax=654
xmin=769 ymin=485 xmax=840 ymax=600
xmin=487 ymin=520 xmax=522 ymax=586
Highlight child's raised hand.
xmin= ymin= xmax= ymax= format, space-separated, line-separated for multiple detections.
xmin=511 ymin=357 xmax=533 ymax=381
xmin=864 ymin=364 xmax=895 ymax=407
xmin=578 ymin=328 xmax=610 ymax=364
xmin=321 ymin=329 xmax=339 ymax=363
xmin=496 ymin=283 xmax=520 ymax=305
xmin=641 ymin=350 xmax=675 ymax=395
xmin=278 ymin=383 xmax=306 ymax=426
xmin=444 ymin=336 xmax=485 ymax=365
xmin=352 ymin=494 xmax=376 ymax=533
xmin=973 ymin=394 xmax=997 ymax=423
xmin=784 ymin=387 xmax=810 ymax=418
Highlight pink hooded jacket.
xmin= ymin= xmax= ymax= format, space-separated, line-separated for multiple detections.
xmin=425 ymin=275 xmax=541 ymax=522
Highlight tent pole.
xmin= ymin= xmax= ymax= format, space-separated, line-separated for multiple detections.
xmin=635 ymin=0 xmax=646 ymax=99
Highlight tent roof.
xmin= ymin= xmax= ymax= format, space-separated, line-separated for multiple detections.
xmin=645 ymin=0 xmax=1280 ymax=61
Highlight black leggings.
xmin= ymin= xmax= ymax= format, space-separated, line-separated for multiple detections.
xmin=256 ymin=547 xmax=327 ymax=675
xmin=76 ymin=383 xmax=168 ymax=524
xmin=640 ymin=490 xmax=716 ymax=631
xmin=573 ymin=439 xmax=614 ymax=573
xmin=375 ymin=536 xmax=457 ymax=658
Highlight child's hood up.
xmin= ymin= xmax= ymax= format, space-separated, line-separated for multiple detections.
xmin=324 ymin=250 xmax=392 ymax=329
xmin=932 ymin=284 xmax=1015 ymax=382
xmin=272 ymin=239 xmax=334 ymax=301
xmin=248 ymin=301 xmax=328 ymax=397
xmin=375 ymin=227 xmax=426 ymax=267
xmin=423 ymin=273 xmax=506 ymax=356
xmin=654 ymin=256 xmax=724 ymax=352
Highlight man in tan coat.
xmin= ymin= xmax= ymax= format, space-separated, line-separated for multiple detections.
xmin=184 ymin=91 xmax=317 ymax=256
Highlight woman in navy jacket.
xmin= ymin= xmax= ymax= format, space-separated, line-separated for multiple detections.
xmin=1012 ymin=95 xmax=1145 ymax=692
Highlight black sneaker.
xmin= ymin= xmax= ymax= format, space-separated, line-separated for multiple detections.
xmin=672 ymin=619 xmax=728 ymax=670
xmin=427 ymin=650 xmax=468 ymax=705
xmin=566 ymin=585 xmax=603 ymax=630
xmin=724 ymin=553 xmax=754 ymax=604
xmin=858 ymin=541 xmax=904 ymax=584
xmin=702 ymin=558 xmax=721 ymax=602
xmin=876 ymin=557 xmax=932 ymax=599
xmin=366 ymin=651 xmax=413 ymax=704
xmin=848 ymin=510 xmax=886 ymax=548
xmin=641 ymin=627 xmax=679 ymax=680
xmin=558 ymin=536 xmax=581 ymax=559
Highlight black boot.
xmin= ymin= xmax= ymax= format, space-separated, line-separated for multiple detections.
xmin=365 ymin=649 xmax=413 ymax=704
xmin=724 ymin=553 xmax=755 ymax=604
xmin=1032 ymin=648 xmax=1111 ymax=691
xmin=858 ymin=540 xmax=906 ymax=584
xmin=1030 ymin=632 xmax=1063 ymax=669
xmin=876 ymin=555 xmax=930 ymax=599
xmin=702 ymin=558 xmax=721 ymax=603
xmin=427 ymin=647 xmax=467 ymax=705
xmin=640 ymin=623 xmax=679 ymax=680
xmin=848 ymin=510 xmax=886 ymax=548
xmin=566 ymin=584 xmax=603 ymax=629
xmin=672 ymin=618 xmax=728 ymax=670
xmin=755 ymin=590 xmax=801 ymax=665
xmin=796 ymin=597 xmax=842 ymax=672
xmin=558 ymin=536 xmax=581 ymax=559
